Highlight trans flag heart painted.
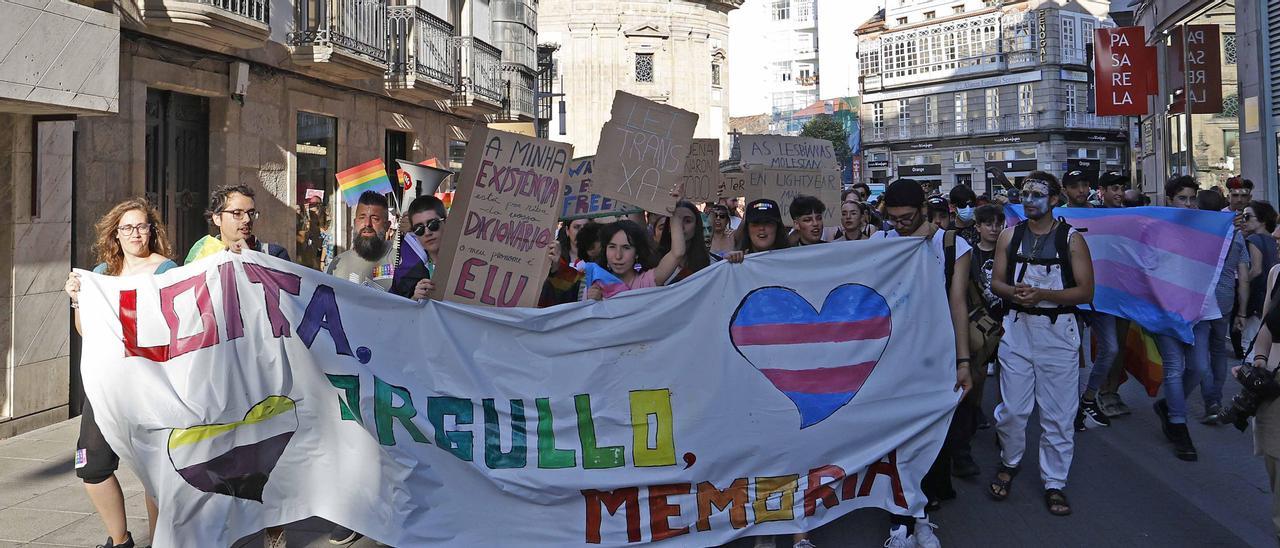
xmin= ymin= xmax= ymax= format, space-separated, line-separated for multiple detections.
xmin=729 ymin=284 xmax=892 ymax=428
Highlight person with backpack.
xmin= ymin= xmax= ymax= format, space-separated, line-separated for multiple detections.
xmin=988 ymin=171 xmax=1095 ymax=517
xmin=872 ymin=179 xmax=973 ymax=548
xmin=950 ymin=204 xmax=1008 ymax=478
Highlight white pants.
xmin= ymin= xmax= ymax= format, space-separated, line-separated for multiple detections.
xmin=994 ymin=312 xmax=1081 ymax=490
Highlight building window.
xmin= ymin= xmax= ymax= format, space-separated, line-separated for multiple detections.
xmin=1220 ymin=94 xmax=1240 ymax=118
xmin=635 ymin=53 xmax=653 ymax=83
xmin=1018 ymin=84 xmax=1034 ymax=128
xmin=448 ymin=140 xmax=467 ymax=169
xmin=983 ymin=0 xmax=999 ymax=6
xmin=896 ymin=17 xmax=908 ymax=25
xmin=296 ymin=112 xmax=338 ymax=271
xmin=1225 ymin=33 xmax=1237 ymax=65
xmin=711 ymin=62 xmax=722 ymax=87
xmin=1081 ymin=18 xmax=1095 ymax=53
xmin=924 ymin=11 xmax=936 ymax=20
xmin=776 ymin=61 xmax=792 ymax=82
xmin=955 ymin=150 xmax=971 ymax=164
xmin=795 ymin=0 xmax=811 ymax=21
xmin=953 ymin=5 xmax=965 ymax=14
xmin=1066 ymin=83 xmax=1078 ymax=115
xmin=873 ymin=102 xmax=885 ymax=139
xmin=954 ymin=92 xmax=966 ymax=132
xmin=1106 ymin=146 xmax=1120 ymax=161
xmin=772 ymin=0 xmax=790 ymax=21
xmin=1061 ymin=15 xmax=1078 ymax=61
xmin=985 ymin=88 xmax=999 ymax=130
xmin=898 ymin=99 xmax=910 ymax=138
xmin=925 ymin=96 xmax=937 ymax=135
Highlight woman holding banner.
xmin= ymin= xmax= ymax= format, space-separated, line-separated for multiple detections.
xmin=64 ymin=198 xmax=173 ymax=548
xmin=725 ymin=199 xmax=791 ymax=263
xmin=657 ymin=200 xmax=718 ymax=284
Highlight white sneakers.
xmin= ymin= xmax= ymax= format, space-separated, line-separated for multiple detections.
xmin=883 ymin=520 xmax=942 ymax=548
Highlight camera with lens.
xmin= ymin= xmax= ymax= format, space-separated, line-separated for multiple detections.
xmin=1219 ymin=364 xmax=1280 ymax=431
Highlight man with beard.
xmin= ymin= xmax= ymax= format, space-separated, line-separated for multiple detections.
xmin=326 ymin=191 xmax=396 ymax=290
xmin=989 ymin=171 xmax=1094 ymax=517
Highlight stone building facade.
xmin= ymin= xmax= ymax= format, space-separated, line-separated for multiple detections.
xmin=539 ymin=0 xmax=742 ymax=157
xmin=856 ymin=0 xmax=1126 ymax=196
xmin=0 ymin=0 xmax=539 ymax=438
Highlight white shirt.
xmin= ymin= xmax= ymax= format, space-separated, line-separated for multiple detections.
xmin=871 ymin=227 xmax=972 ymax=277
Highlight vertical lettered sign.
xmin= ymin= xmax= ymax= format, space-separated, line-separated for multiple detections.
xmin=1185 ymin=24 xmax=1223 ymax=114
xmin=681 ymin=139 xmax=720 ymax=203
xmin=593 ymin=91 xmax=699 ymax=215
xmin=431 ymin=126 xmax=574 ymax=307
xmin=1093 ymin=27 xmax=1152 ymax=116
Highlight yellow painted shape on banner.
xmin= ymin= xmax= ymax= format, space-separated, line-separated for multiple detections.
xmin=168 ymin=396 xmax=297 ymax=449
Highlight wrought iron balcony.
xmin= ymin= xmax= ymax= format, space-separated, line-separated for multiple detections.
xmin=142 ymin=0 xmax=269 ymax=49
xmin=1065 ymin=112 xmax=1126 ymax=130
xmin=452 ymin=36 xmax=504 ymax=116
xmin=387 ymin=5 xmax=454 ymax=98
xmin=289 ymin=0 xmax=387 ymax=79
xmin=497 ymin=64 xmax=536 ymax=122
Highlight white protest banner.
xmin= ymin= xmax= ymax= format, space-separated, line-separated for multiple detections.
xmin=561 ymin=156 xmax=645 ymax=221
xmin=740 ymin=135 xmax=839 ymax=171
xmin=745 ymin=168 xmax=842 ymax=226
xmin=76 ymin=240 xmax=958 ymax=546
xmin=431 ymin=126 xmax=572 ymax=307
xmin=594 ymin=91 xmax=699 ymax=215
xmin=681 ymin=138 xmax=720 ymax=203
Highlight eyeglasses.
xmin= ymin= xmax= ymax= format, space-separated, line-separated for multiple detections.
xmin=220 ymin=209 xmax=259 ymax=221
xmin=710 ymin=212 xmax=728 ymax=219
xmin=411 ymin=218 xmax=445 ymax=236
xmin=1239 ymin=214 xmax=1257 ymax=222
xmin=116 ymin=223 xmax=152 ymax=235
xmin=884 ymin=211 xmax=919 ymax=227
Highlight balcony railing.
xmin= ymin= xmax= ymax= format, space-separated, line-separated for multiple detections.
xmin=387 ymin=5 xmax=454 ymax=88
xmin=290 ymin=0 xmax=387 ymax=64
xmin=453 ymin=36 xmax=504 ymax=105
xmin=501 ymin=65 xmax=535 ymax=120
xmin=864 ymin=113 xmax=1050 ymax=143
xmin=1065 ymin=112 xmax=1125 ymax=130
xmin=200 ymin=0 xmax=267 ymax=23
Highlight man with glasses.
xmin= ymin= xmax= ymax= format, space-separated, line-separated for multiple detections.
xmin=325 ymin=191 xmax=397 ymax=291
xmin=1226 ymin=177 xmax=1254 ymax=213
xmin=989 ymin=171 xmax=1094 ymax=517
xmin=873 ymin=179 xmax=972 ymax=548
xmin=389 ymin=195 xmax=447 ymax=301
xmin=186 ymin=185 xmax=290 ymax=264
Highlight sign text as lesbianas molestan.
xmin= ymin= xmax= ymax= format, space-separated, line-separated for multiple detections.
xmin=594 ymin=91 xmax=699 ymax=215
xmin=740 ymin=135 xmax=839 ymax=172
xmin=432 ymin=126 xmax=572 ymax=307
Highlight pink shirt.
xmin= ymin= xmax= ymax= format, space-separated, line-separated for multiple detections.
xmin=601 ymin=269 xmax=657 ymax=299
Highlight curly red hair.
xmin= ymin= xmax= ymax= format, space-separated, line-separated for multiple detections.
xmin=92 ymin=198 xmax=173 ymax=275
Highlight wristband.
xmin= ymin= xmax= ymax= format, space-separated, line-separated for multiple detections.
xmin=1254 ymin=355 xmax=1269 ymax=363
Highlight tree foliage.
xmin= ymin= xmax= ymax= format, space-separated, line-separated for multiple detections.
xmin=799 ymin=114 xmax=852 ymax=170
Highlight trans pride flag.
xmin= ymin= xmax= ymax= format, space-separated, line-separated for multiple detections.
xmin=581 ymin=263 xmax=630 ymax=299
xmin=1006 ymin=205 xmax=1235 ymax=344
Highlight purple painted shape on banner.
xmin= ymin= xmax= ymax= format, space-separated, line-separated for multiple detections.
xmin=243 ymin=263 xmax=302 ymax=338
xmin=298 ymin=285 xmax=353 ymax=356
xmin=219 ymin=262 xmax=244 ymax=340
xmin=175 ymin=431 xmax=294 ymax=503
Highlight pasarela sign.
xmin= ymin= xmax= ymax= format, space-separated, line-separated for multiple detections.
xmin=1093 ymin=27 xmax=1154 ymax=116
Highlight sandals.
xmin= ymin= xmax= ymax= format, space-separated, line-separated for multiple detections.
xmin=987 ymin=464 xmax=1019 ymax=500
xmin=1044 ymin=488 xmax=1072 ymax=516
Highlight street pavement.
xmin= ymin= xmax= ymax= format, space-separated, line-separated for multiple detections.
xmin=0 ymin=379 xmax=1274 ymax=547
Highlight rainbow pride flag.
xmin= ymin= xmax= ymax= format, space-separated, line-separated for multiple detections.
xmin=1121 ymin=321 xmax=1164 ymax=397
xmin=183 ymin=234 xmax=226 ymax=265
xmin=1006 ymin=205 xmax=1234 ymax=344
xmin=337 ymin=159 xmax=393 ymax=207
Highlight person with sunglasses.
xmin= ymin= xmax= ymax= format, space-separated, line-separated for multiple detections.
xmin=707 ymin=203 xmax=736 ymax=258
xmin=64 ymin=198 xmax=173 ymax=548
xmin=872 ymin=179 xmax=972 ymax=548
xmin=390 ymin=195 xmax=447 ymax=301
xmin=1242 ymin=201 xmax=1279 ymax=356
xmin=988 ymin=171 xmax=1094 ymax=518
xmin=185 ymin=185 xmax=290 ymax=264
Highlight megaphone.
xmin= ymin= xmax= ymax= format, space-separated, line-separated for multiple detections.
xmin=397 ymin=159 xmax=454 ymax=197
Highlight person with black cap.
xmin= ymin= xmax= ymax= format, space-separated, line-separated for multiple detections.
xmin=1098 ymin=171 xmax=1128 ymax=209
xmin=871 ymin=179 xmax=972 ymax=548
xmin=725 ymin=199 xmax=791 ymax=263
xmin=926 ymin=195 xmax=950 ymax=229
xmin=989 ymin=171 xmax=1095 ymax=518
xmin=1061 ymin=170 xmax=1095 ymax=208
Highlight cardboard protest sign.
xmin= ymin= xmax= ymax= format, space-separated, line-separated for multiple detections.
xmin=560 ymin=156 xmax=644 ymax=220
xmin=681 ymin=138 xmax=720 ymax=202
xmin=740 ymin=135 xmax=839 ymax=171
xmin=745 ymin=167 xmax=842 ymax=226
xmin=431 ymin=126 xmax=572 ymax=307
xmin=723 ymin=172 xmax=749 ymax=200
xmin=593 ymin=91 xmax=699 ymax=215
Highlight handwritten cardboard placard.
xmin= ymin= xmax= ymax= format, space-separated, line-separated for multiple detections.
xmin=432 ymin=126 xmax=573 ymax=307
xmin=745 ymin=167 xmax=842 ymax=226
xmin=681 ymin=138 xmax=720 ymax=202
xmin=593 ymin=91 xmax=699 ymax=215
xmin=723 ymin=172 xmax=748 ymax=200
xmin=559 ymin=156 xmax=644 ymax=220
xmin=740 ymin=135 xmax=839 ymax=171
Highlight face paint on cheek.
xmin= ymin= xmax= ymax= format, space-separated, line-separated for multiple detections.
xmin=1025 ymin=196 xmax=1050 ymax=216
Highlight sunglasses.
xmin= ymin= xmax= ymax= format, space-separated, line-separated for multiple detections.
xmin=411 ymin=218 xmax=444 ymax=236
